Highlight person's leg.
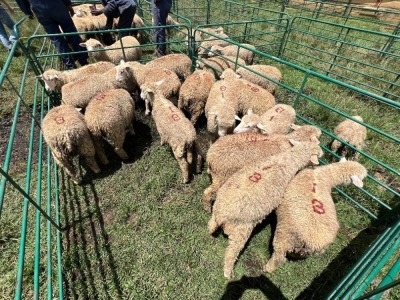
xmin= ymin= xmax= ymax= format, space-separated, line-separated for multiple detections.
xmin=15 ymin=0 xmax=34 ymax=17
xmin=117 ymin=5 xmax=136 ymax=37
xmin=33 ymin=9 xmax=76 ymax=69
xmin=152 ymin=2 xmax=171 ymax=56
xmin=0 ymin=6 xmax=17 ymax=44
xmin=57 ymin=13 xmax=89 ymax=66
xmin=0 ymin=21 xmax=11 ymax=49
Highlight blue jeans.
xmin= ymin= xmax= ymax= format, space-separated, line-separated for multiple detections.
xmin=152 ymin=0 xmax=172 ymax=56
xmin=31 ymin=5 xmax=88 ymax=69
xmin=0 ymin=6 xmax=17 ymax=50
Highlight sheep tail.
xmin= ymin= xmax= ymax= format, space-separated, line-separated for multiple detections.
xmin=208 ymin=213 xmax=219 ymax=234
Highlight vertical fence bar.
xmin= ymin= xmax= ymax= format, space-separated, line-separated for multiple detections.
xmin=46 ymin=145 xmax=53 ymax=299
xmin=54 ymin=162 xmax=64 ymax=300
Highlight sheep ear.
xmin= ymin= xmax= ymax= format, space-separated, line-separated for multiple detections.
xmin=339 ymin=157 xmax=347 ymax=163
xmin=155 ymin=80 xmax=164 ymax=86
xmin=235 ymin=115 xmax=241 ymax=121
xmin=36 ymin=75 xmax=43 ymax=80
xmin=289 ymin=139 xmax=300 ymax=146
xmin=350 ymin=175 xmax=363 ymax=187
xmin=247 ymin=108 xmax=253 ymax=115
xmin=311 ymin=136 xmax=320 ymax=144
xmin=290 ymin=124 xmax=301 ymax=130
xmin=310 ymin=155 xmax=319 ymax=165
xmin=79 ymin=43 xmax=87 ymax=48
xmin=120 ymin=59 xmax=125 ymax=64
xmin=236 ymin=73 xmax=242 ymax=78
xmin=75 ymin=107 xmax=82 ymax=112
xmin=256 ymin=123 xmax=267 ymax=131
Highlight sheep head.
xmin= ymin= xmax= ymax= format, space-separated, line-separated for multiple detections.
xmin=79 ymin=38 xmax=104 ymax=56
xmin=207 ymin=103 xmax=236 ymax=136
xmin=234 ymin=109 xmax=261 ymax=134
xmin=36 ymin=69 xmax=62 ymax=92
xmin=337 ymin=159 xmax=367 ymax=188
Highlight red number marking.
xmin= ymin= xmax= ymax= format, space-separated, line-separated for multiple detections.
xmin=55 ymin=116 xmax=65 ymax=124
xmin=246 ymin=135 xmax=258 ymax=142
xmin=312 ymin=183 xmax=317 ymax=193
xmin=269 ymin=116 xmax=275 ymax=121
xmin=220 ymin=85 xmax=226 ymax=91
xmin=249 ymin=172 xmax=262 ymax=183
xmin=172 ymin=114 xmax=180 ymax=121
xmin=251 ymin=86 xmax=259 ymax=93
xmin=312 ymin=199 xmax=325 ymax=214
xmin=194 ymin=74 xmax=200 ymax=80
xmin=275 ymin=107 xmax=285 ymax=113
xmin=164 ymin=69 xmax=172 ymax=75
xmin=262 ymin=165 xmax=272 ymax=171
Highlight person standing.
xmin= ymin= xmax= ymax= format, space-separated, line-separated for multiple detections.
xmin=152 ymin=0 xmax=172 ymax=57
xmin=29 ymin=0 xmax=88 ymax=69
xmin=15 ymin=0 xmax=34 ymax=18
xmin=91 ymin=0 xmax=136 ymax=37
xmin=0 ymin=0 xmax=17 ymax=52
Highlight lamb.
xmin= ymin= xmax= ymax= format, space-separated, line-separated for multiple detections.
xmin=331 ymin=116 xmax=367 ymax=160
xmin=203 ymin=124 xmax=322 ymax=212
xmin=233 ymin=104 xmax=296 ymax=134
xmin=42 ymin=104 xmax=100 ymax=184
xmin=85 ymin=89 xmax=135 ymax=164
xmin=236 ymin=65 xmax=282 ymax=94
xmin=79 ymin=36 xmax=142 ymax=64
xmin=177 ymin=70 xmax=216 ymax=125
xmin=196 ymin=56 xmax=246 ymax=79
xmin=208 ymin=44 xmax=256 ymax=65
xmin=145 ymin=53 xmax=193 ymax=81
xmin=140 ymin=87 xmax=196 ymax=183
xmin=197 ymin=32 xmax=231 ymax=57
xmin=62 ymin=66 xmax=136 ymax=109
xmin=115 ymin=61 xmax=181 ymax=114
xmin=208 ymin=139 xmax=323 ymax=279
xmin=36 ymin=61 xmax=115 ymax=92
xmin=264 ymin=158 xmax=367 ymax=273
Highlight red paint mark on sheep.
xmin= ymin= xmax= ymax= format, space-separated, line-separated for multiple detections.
xmin=262 ymin=165 xmax=273 ymax=171
xmin=246 ymin=135 xmax=258 ymax=142
xmin=275 ymin=107 xmax=285 ymax=113
xmin=55 ymin=117 xmax=65 ymax=124
xmin=269 ymin=116 xmax=275 ymax=121
xmin=97 ymin=93 xmax=106 ymax=100
xmin=220 ymin=85 xmax=226 ymax=91
xmin=172 ymin=114 xmax=180 ymax=121
xmin=251 ymin=86 xmax=259 ymax=93
xmin=312 ymin=199 xmax=325 ymax=214
xmin=249 ymin=172 xmax=262 ymax=183
xmin=164 ymin=70 xmax=172 ymax=75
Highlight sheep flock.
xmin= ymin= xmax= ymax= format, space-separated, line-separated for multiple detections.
xmin=38 ymin=13 xmax=370 ymax=281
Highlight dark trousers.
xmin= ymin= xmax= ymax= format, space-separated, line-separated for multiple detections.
xmin=152 ymin=0 xmax=172 ymax=56
xmin=117 ymin=4 xmax=136 ymax=37
xmin=15 ymin=0 xmax=33 ymax=16
xmin=32 ymin=6 xmax=88 ymax=69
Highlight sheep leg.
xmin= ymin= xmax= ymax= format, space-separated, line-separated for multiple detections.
xmin=190 ymin=110 xmax=203 ymax=126
xmin=195 ymin=153 xmax=203 ymax=174
xmin=107 ymin=129 xmax=129 ymax=161
xmin=92 ymin=136 xmax=109 ymax=166
xmin=223 ymin=223 xmax=253 ymax=279
xmin=145 ymin=99 xmax=151 ymax=116
xmin=263 ymin=251 xmax=287 ymax=273
xmin=331 ymin=140 xmax=341 ymax=153
xmin=79 ymin=137 xmax=101 ymax=174
xmin=186 ymin=143 xmax=193 ymax=164
xmin=172 ymin=147 xmax=190 ymax=184
xmin=52 ymin=151 xmax=80 ymax=184
xmin=128 ymin=123 xmax=135 ymax=136
xmin=203 ymin=177 xmax=224 ymax=213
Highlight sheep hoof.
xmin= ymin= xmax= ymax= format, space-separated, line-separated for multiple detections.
xmin=224 ymin=270 xmax=234 ymax=280
xmin=145 ymin=110 xmax=151 ymax=116
xmin=263 ymin=262 xmax=276 ymax=273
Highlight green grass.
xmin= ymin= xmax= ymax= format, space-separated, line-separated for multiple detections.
xmin=1 ymin=1 xmax=399 ymax=299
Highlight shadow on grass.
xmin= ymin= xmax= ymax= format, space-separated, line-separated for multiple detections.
xmin=295 ymin=227 xmax=379 ymax=300
xmin=61 ymin=170 xmax=123 ymax=299
xmin=221 ymin=275 xmax=288 ymax=300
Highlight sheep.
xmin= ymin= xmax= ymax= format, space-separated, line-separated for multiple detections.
xmin=36 ymin=61 xmax=115 ymax=92
xmin=197 ymin=31 xmax=231 ymax=57
xmin=177 ymin=70 xmax=216 ymax=125
xmin=264 ymin=158 xmax=368 ymax=273
xmin=79 ymin=36 xmax=142 ymax=64
xmin=193 ymin=129 xmax=214 ymax=174
xmin=85 ymin=89 xmax=135 ymax=164
xmin=132 ymin=14 xmax=145 ymax=41
xmin=196 ymin=56 xmax=246 ymax=79
xmin=115 ymin=61 xmax=181 ymax=114
xmin=72 ymin=13 xmax=97 ymax=41
xmin=145 ymin=53 xmax=193 ymax=81
xmin=140 ymin=86 xmax=196 ymax=183
xmin=204 ymin=69 xmax=276 ymax=137
xmin=236 ymin=65 xmax=282 ymax=94
xmin=331 ymin=116 xmax=367 ymax=160
xmin=208 ymin=43 xmax=256 ymax=65
xmin=208 ymin=139 xmax=323 ymax=279
xmin=42 ymin=104 xmax=100 ymax=184
xmin=184 ymin=26 xmax=227 ymax=46
xmin=203 ymin=124 xmax=322 ymax=212
xmin=62 ymin=66 xmax=136 ymax=109
xmin=233 ymin=104 xmax=296 ymax=134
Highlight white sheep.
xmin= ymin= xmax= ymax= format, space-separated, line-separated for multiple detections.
xmin=233 ymin=104 xmax=296 ymax=134
xmin=36 ymin=61 xmax=115 ymax=92
xmin=42 ymin=104 xmax=100 ymax=184
xmin=236 ymin=65 xmax=282 ymax=94
xmin=197 ymin=32 xmax=230 ymax=57
xmin=196 ymin=56 xmax=246 ymax=79
xmin=264 ymin=158 xmax=368 ymax=273
xmin=203 ymin=124 xmax=322 ymax=212
xmin=208 ymin=139 xmax=323 ymax=279
xmin=61 ymin=66 xmax=135 ymax=109
xmin=331 ymin=116 xmax=367 ymax=160
xmin=79 ymin=36 xmax=142 ymax=64
xmin=140 ymin=86 xmax=196 ymax=183
xmin=115 ymin=61 xmax=181 ymax=114
xmin=145 ymin=53 xmax=193 ymax=81
xmin=178 ymin=70 xmax=216 ymax=125
xmin=208 ymin=43 xmax=256 ymax=65
xmin=85 ymin=89 xmax=135 ymax=164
